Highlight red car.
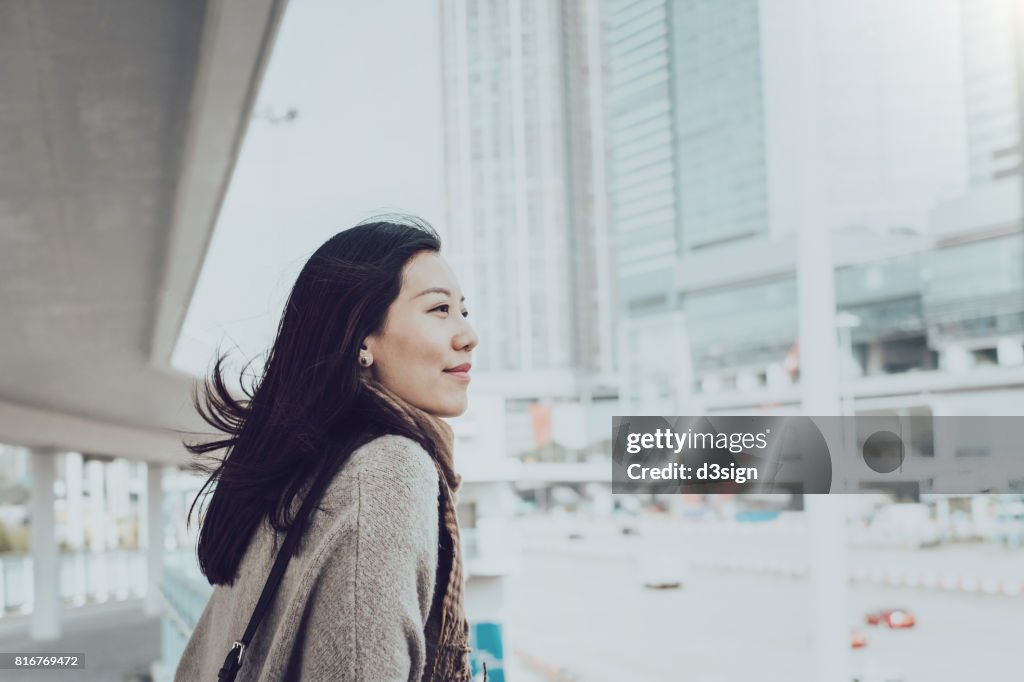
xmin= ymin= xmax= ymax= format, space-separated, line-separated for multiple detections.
xmin=865 ymin=608 xmax=915 ymax=629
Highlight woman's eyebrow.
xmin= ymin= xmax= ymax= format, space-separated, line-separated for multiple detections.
xmin=414 ymin=287 xmax=465 ymax=302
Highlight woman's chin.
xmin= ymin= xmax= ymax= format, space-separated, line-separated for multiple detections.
xmin=428 ymin=397 xmax=468 ymax=418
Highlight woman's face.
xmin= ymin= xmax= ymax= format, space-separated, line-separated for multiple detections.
xmin=363 ymin=251 xmax=479 ymax=417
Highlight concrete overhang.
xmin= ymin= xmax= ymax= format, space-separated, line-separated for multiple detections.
xmin=0 ymin=0 xmax=287 ymax=463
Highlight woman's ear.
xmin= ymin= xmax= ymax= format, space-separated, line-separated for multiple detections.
xmin=362 ymin=325 xmax=386 ymax=353
xmin=358 ymin=342 xmax=374 ymax=368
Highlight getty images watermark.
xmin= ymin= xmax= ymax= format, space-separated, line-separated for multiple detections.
xmin=611 ymin=415 xmax=1024 ymax=495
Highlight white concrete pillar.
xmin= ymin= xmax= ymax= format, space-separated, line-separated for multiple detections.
xmin=997 ymin=338 xmax=1024 ymax=367
xmin=65 ymin=453 xmax=84 ymax=550
xmin=110 ymin=459 xmax=131 ymax=521
xmin=86 ymin=459 xmax=109 ymax=602
xmin=104 ymin=461 xmax=121 ymax=550
xmin=970 ymin=495 xmax=989 ymax=525
xmin=789 ymin=0 xmax=849 ymax=675
xmin=64 ymin=453 xmax=86 ymax=606
xmin=944 ymin=345 xmax=971 ymax=373
xmin=144 ymin=463 xmax=164 ymax=616
xmin=86 ymin=459 xmax=105 ymax=552
xmin=29 ymin=448 xmax=60 ymax=640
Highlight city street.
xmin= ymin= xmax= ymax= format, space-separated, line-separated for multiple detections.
xmin=504 ymin=516 xmax=1024 ymax=681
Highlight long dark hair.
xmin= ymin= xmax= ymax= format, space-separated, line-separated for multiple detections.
xmin=184 ymin=215 xmax=445 ymax=585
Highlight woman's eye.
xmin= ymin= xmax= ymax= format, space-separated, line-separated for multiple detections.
xmin=432 ymin=304 xmax=469 ymax=318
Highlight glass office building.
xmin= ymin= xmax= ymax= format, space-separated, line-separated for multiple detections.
xmin=605 ymin=0 xmax=1024 ymax=416
xmin=440 ymin=0 xmax=615 ymax=396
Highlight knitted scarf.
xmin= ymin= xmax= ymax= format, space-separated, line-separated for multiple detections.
xmin=360 ymin=378 xmax=480 ymax=682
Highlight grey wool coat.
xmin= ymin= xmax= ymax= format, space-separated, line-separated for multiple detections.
xmin=174 ymin=434 xmax=447 ymax=681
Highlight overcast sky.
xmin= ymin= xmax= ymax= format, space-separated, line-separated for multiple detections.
xmin=172 ymin=0 xmax=446 ymax=379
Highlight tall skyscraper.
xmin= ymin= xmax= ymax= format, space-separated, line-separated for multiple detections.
xmin=672 ymin=0 xmax=769 ymax=250
xmin=959 ymin=0 xmax=1024 ymax=186
xmin=603 ymin=0 xmax=772 ymax=407
xmin=603 ymin=0 xmax=687 ymax=411
xmin=562 ymin=0 xmax=617 ymax=389
xmin=604 ymin=0 xmax=770 ymax=307
xmin=440 ymin=0 xmax=615 ymax=400
xmin=606 ymin=0 xmax=971 ymax=409
xmin=604 ymin=0 xmax=679 ymax=314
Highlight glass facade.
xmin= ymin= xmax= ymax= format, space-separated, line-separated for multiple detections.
xmin=685 ymin=277 xmax=797 ymax=372
xmin=672 ymin=0 xmax=769 ymax=249
xmin=605 ymin=0 xmax=679 ymax=301
xmin=925 ymin=233 xmax=1024 ymax=340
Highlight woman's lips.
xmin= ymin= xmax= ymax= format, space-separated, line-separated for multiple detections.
xmin=443 ymin=369 xmax=471 ymax=382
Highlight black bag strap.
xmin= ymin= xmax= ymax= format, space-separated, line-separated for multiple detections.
xmin=215 ymin=529 xmax=295 ymax=680
xmin=216 ymin=477 xmax=326 ymax=681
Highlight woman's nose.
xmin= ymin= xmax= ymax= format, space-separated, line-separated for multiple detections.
xmin=455 ymin=319 xmax=479 ymax=351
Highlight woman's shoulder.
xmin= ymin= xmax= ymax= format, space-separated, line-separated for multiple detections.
xmin=315 ymin=434 xmax=441 ymax=561
xmin=331 ymin=433 xmax=440 ymax=499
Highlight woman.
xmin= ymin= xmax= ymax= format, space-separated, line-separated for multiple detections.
xmin=174 ymin=216 xmax=482 ymax=681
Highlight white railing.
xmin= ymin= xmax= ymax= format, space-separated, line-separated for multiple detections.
xmin=160 ymin=550 xmax=210 ymax=635
xmin=158 ymin=549 xmax=212 ymax=679
xmin=0 ymin=549 xmax=147 ymax=616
